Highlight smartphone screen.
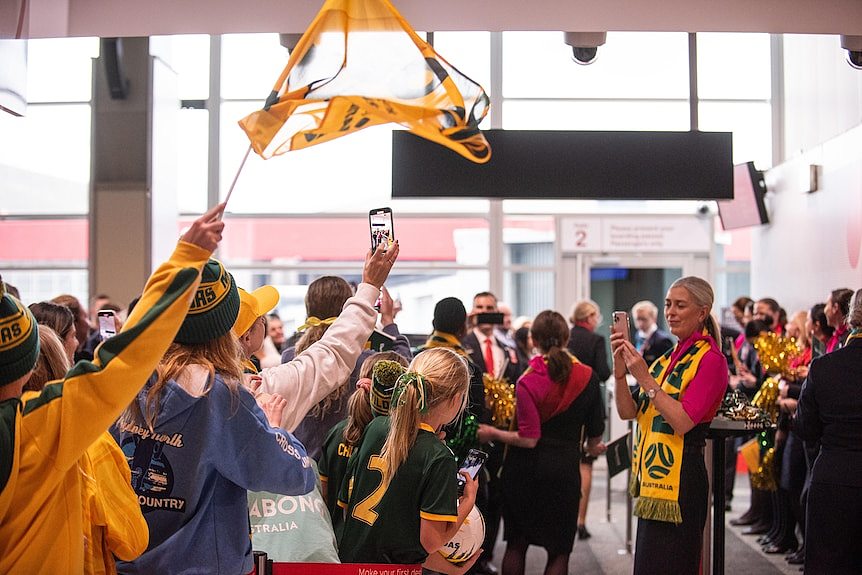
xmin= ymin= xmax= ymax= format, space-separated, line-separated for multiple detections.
xmin=475 ymin=312 xmax=505 ymax=325
xmin=98 ymin=310 xmax=117 ymax=340
xmin=613 ymin=311 xmax=631 ymax=342
xmin=369 ymin=207 xmax=394 ymax=251
xmin=456 ymin=448 xmax=488 ymax=495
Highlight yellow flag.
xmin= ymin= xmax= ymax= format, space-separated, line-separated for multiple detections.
xmin=740 ymin=437 xmax=761 ymax=473
xmin=238 ymin=0 xmax=491 ymax=163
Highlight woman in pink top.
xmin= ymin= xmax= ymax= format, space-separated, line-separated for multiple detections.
xmin=479 ymin=311 xmax=605 ymax=575
xmin=612 ymin=276 xmax=727 ymax=575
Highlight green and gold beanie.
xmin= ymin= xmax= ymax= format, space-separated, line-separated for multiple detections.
xmin=370 ymin=359 xmax=407 ymax=417
xmin=175 ymin=259 xmax=241 ymax=345
xmin=0 ymin=281 xmax=40 ymax=387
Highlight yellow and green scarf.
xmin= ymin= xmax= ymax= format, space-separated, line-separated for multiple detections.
xmin=421 ymin=331 xmax=469 ymax=357
xmin=629 ymin=330 xmax=713 ymax=524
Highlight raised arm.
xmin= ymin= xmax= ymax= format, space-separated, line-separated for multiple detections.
xmin=257 ymin=242 xmax=399 ymax=431
xmin=24 ymin=204 xmax=226 ymax=472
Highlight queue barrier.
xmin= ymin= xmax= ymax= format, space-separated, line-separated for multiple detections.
xmin=252 ymin=554 xmax=421 ymax=575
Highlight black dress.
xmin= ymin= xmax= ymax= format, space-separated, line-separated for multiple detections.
xmin=501 ymin=368 xmax=604 ymax=554
xmin=633 ymin=422 xmax=710 ymax=575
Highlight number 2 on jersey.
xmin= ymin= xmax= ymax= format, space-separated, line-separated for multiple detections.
xmin=351 ymin=455 xmax=389 ymax=526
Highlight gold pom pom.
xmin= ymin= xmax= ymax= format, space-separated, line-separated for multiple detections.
xmin=752 ymin=376 xmax=781 ymax=422
xmin=751 ymin=446 xmax=778 ymax=491
xmin=753 ymin=332 xmax=800 ymax=377
xmin=483 ymin=373 xmax=516 ymax=429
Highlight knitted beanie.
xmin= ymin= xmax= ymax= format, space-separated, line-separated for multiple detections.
xmin=175 ymin=259 xmax=240 ymax=345
xmin=370 ymin=359 xmax=407 ymax=417
xmin=0 ymin=281 xmax=40 ymax=387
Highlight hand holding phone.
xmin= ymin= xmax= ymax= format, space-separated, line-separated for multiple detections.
xmin=612 ymin=311 xmax=631 ymax=343
xmin=456 ymin=448 xmax=488 ymax=496
xmin=369 ymin=207 xmax=394 ymax=252
xmin=475 ymin=312 xmax=505 ymax=326
xmin=98 ymin=309 xmax=117 ymax=341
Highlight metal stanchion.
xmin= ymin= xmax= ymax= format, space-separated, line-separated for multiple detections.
xmin=606 ymin=387 xmax=613 ymax=523
xmin=619 ymin=419 xmax=634 ymax=556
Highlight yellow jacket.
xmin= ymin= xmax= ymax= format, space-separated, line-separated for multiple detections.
xmin=0 ymin=241 xmax=209 ymax=574
xmin=81 ymin=432 xmax=150 ymax=575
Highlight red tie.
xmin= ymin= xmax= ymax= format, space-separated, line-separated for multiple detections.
xmin=484 ymin=337 xmax=495 ymax=377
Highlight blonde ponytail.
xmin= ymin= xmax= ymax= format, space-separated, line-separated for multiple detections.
xmin=380 ymin=348 xmax=469 ymax=481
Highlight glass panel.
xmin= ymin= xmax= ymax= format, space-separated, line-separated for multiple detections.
xmin=225 ymin=268 xmax=489 ymax=336
xmin=27 ymin=37 xmax=98 ymax=103
xmin=0 ymin=104 xmax=91 ymax=214
xmin=699 ymin=101 xmax=772 ymax=168
xmin=697 ymin=33 xmax=771 ymax=100
xmin=502 ymin=100 xmax=690 ymax=131
xmin=177 ymin=108 xmax=209 ymax=213
xmin=0 ymin=219 xmax=88 ymax=264
xmin=503 ymin=215 xmax=555 ymax=264
xmin=503 ymin=31 xmax=689 ymax=100
xmin=432 ymin=32 xmax=491 ymax=98
xmin=0 ymin=218 xmax=89 ymax=305
xmin=168 ymin=34 xmax=211 ymax=101
xmin=221 ymin=33 xmax=290 ymax=100
xmin=221 ymin=101 xmax=394 ymax=213
xmin=0 ymin=269 xmax=88 ymax=308
xmin=503 ymin=271 xmax=554 ymax=321
xmin=196 ymin=215 xmax=489 ymax=266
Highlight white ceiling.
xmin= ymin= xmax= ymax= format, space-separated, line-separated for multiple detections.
xmin=19 ymin=0 xmax=862 ymax=39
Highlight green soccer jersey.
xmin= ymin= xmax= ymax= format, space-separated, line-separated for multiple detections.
xmin=319 ymin=419 xmax=352 ymax=533
xmin=337 ymin=416 xmax=459 ymax=564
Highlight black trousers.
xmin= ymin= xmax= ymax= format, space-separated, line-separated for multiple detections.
xmin=634 ymin=451 xmax=708 ymax=575
xmin=476 ymin=442 xmax=505 ymax=562
xmin=805 ymin=482 xmax=862 ymax=575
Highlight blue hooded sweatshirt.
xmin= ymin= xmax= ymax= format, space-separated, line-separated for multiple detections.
xmin=112 ymin=368 xmax=316 ymax=574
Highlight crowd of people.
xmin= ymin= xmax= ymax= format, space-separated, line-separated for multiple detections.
xmin=1 ymin=211 xmax=860 ymax=575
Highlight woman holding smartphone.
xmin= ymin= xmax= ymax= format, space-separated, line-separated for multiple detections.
xmin=479 ymin=310 xmax=605 ymax=575
xmin=610 ymin=277 xmax=727 ymax=575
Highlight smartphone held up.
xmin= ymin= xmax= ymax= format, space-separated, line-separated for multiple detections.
xmin=98 ymin=309 xmax=117 ymax=341
xmin=612 ymin=311 xmax=631 ymax=343
xmin=369 ymin=207 xmax=394 ymax=252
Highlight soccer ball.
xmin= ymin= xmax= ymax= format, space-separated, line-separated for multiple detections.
xmin=437 ymin=506 xmax=485 ymax=566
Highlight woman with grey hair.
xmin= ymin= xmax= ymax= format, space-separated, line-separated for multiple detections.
xmin=611 ymin=276 xmax=728 ymax=574
xmin=795 ymin=288 xmax=862 ymax=575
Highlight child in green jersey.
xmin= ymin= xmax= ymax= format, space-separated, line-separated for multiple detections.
xmin=319 ymin=351 xmax=409 ymax=527
xmin=337 ymin=348 xmax=480 ymax=574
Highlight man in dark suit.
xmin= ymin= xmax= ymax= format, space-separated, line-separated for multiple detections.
xmin=632 ymin=300 xmax=675 ymax=367
xmin=462 ymin=291 xmax=523 ymax=575
xmin=795 ymin=288 xmax=862 ymax=574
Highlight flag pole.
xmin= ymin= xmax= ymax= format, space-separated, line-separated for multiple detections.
xmin=221 ymin=144 xmax=253 ymax=218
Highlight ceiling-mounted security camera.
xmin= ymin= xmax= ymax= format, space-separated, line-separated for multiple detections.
xmin=563 ymin=32 xmax=607 ymax=65
xmin=840 ymin=35 xmax=862 ymax=70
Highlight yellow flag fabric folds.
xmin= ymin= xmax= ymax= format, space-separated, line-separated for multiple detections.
xmin=238 ymin=0 xmax=491 ymax=163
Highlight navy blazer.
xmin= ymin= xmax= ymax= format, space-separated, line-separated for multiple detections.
xmin=641 ymin=329 xmax=675 ymax=368
xmin=567 ymin=325 xmax=611 ymax=382
xmin=462 ymin=331 xmax=524 ymax=385
xmin=795 ymin=335 xmax=862 ymax=487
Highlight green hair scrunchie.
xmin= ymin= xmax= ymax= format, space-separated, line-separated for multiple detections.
xmin=391 ymin=371 xmax=430 ymax=414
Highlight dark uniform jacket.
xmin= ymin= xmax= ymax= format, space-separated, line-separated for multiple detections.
xmin=567 ymin=325 xmax=611 ymax=382
xmin=795 ymin=335 xmax=862 ymax=487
